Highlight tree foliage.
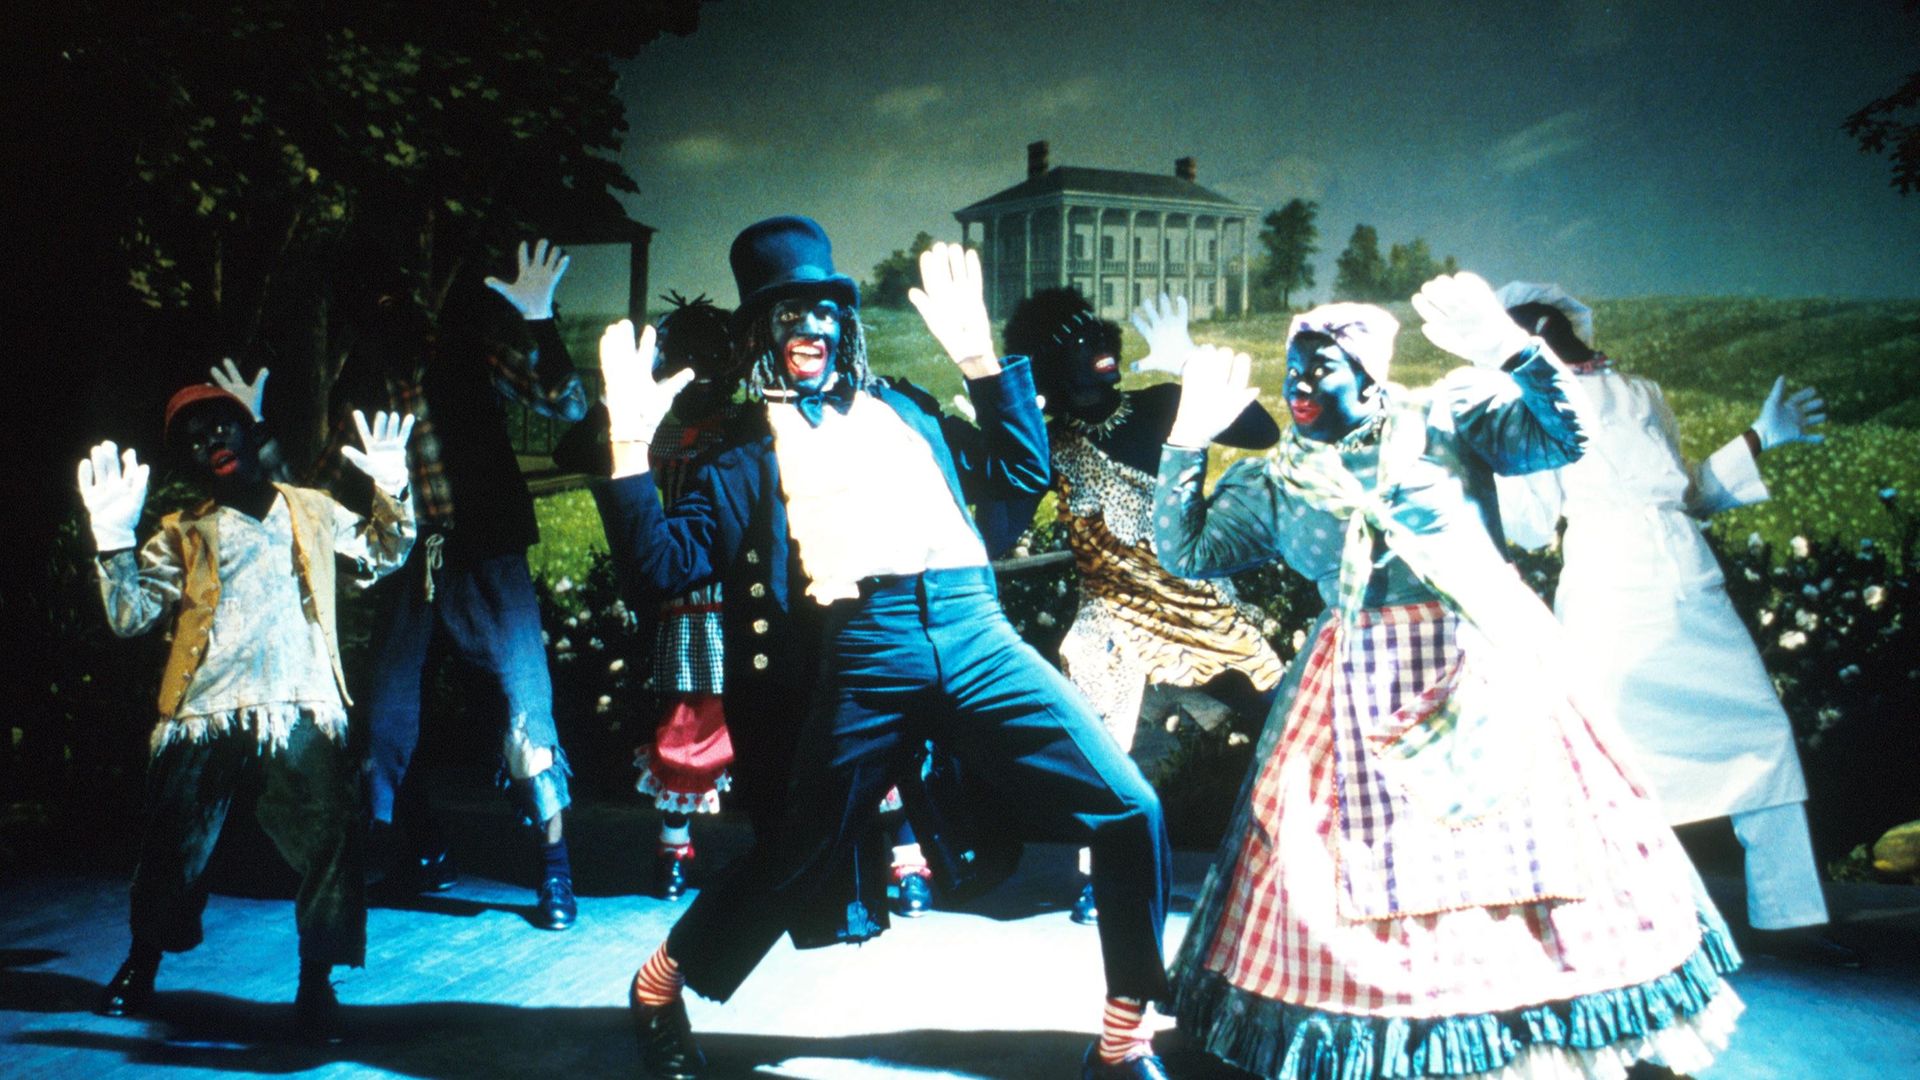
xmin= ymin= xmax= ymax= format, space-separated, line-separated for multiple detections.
xmin=36 ymin=0 xmax=709 ymax=462
xmin=1251 ymin=199 xmax=1318 ymax=312
xmin=864 ymin=231 xmax=938 ymax=309
xmin=1333 ymin=225 xmax=1458 ymax=302
xmin=1332 ymin=224 xmax=1386 ymax=301
xmin=1845 ymin=68 xmax=1920 ymax=194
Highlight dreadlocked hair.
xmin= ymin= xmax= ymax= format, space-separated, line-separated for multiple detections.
xmin=1003 ymin=286 xmax=1119 ymax=410
xmin=739 ymin=307 xmax=874 ymax=400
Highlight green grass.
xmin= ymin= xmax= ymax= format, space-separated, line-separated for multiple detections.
xmin=535 ymin=296 xmax=1920 ymax=582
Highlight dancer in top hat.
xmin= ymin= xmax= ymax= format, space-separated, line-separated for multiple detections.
xmin=594 ymin=216 xmax=1174 ymax=1080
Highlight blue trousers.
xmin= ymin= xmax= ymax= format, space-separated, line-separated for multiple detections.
xmin=365 ymin=536 xmax=569 ymax=829
xmin=670 ymin=566 xmax=1172 ymax=1003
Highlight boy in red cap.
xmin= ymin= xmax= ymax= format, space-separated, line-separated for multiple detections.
xmin=78 ymin=383 xmax=415 ymax=1041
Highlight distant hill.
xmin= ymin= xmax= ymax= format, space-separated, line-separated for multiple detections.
xmin=856 ymin=297 xmax=1920 ymax=557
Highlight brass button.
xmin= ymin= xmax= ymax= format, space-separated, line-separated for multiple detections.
xmin=752 ymin=619 xmax=769 ymax=635
xmin=749 ymin=583 xmax=766 ymax=598
xmin=745 ymin=550 xmax=760 ymax=565
xmin=752 ymin=653 xmax=769 ymax=670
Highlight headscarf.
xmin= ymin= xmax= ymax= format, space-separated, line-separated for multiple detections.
xmin=1287 ymin=302 xmax=1400 ymax=387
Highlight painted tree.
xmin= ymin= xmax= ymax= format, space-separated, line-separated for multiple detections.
xmin=1332 ymin=224 xmax=1387 ymax=302
xmin=1383 ymin=238 xmax=1459 ymax=300
xmin=1252 ymin=199 xmax=1318 ymax=312
xmin=865 ymin=232 xmax=939 ymax=309
xmin=41 ymin=1 xmax=710 ymax=464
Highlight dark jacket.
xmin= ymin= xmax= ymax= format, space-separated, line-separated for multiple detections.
xmin=593 ymin=357 xmax=1048 ymax=940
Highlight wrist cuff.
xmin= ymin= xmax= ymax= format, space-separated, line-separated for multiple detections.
xmin=1744 ymin=428 xmax=1764 ymax=458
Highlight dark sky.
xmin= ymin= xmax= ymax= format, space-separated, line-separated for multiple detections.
xmin=597 ymin=0 xmax=1920 ymax=310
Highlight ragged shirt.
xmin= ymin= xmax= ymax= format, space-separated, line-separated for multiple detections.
xmin=97 ymin=484 xmax=414 ymax=753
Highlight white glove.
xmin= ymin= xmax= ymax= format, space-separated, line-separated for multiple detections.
xmin=77 ymin=441 xmax=149 ymax=552
xmin=1412 ymin=271 xmax=1533 ymax=368
xmin=1752 ymin=376 xmax=1827 ymax=450
xmin=949 ymin=394 xmax=977 ymax=423
xmin=599 ymin=319 xmax=694 ymax=446
xmin=209 ymin=358 xmax=268 ymax=421
xmin=340 ymin=410 xmax=416 ymax=496
xmin=1130 ymin=293 xmax=1194 ymax=375
xmin=908 ymin=242 xmax=999 ymax=377
xmin=484 ymin=239 xmax=570 ymax=321
xmin=1167 ymin=345 xmax=1258 ymax=448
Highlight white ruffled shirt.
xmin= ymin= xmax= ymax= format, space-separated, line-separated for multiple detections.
xmin=767 ymin=390 xmax=987 ymax=603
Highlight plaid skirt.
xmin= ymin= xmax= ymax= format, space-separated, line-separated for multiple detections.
xmin=1190 ymin=601 xmax=1721 ymax=1023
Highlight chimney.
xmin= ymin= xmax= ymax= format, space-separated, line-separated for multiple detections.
xmin=1028 ymin=140 xmax=1051 ymax=179
xmin=1175 ymin=156 xmax=1197 ymax=182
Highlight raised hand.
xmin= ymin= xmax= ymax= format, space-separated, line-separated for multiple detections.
xmin=1167 ymin=345 xmax=1258 ymax=448
xmin=340 ymin=410 xmax=416 ymax=496
xmin=209 ymin=359 xmax=268 ymax=421
xmin=77 ymin=441 xmax=150 ymax=551
xmin=1752 ymin=376 xmax=1827 ymax=450
xmin=1130 ymin=292 xmax=1194 ymax=375
xmin=598 ymin=319 xmax=693 ymax=448
xmin=1412 ymin=271 xmax=1533 ymax=369
xmin=907 ymin=242 xmax=999 ymax=379
xmin=484 ymin=238 xmax=571 ymax=321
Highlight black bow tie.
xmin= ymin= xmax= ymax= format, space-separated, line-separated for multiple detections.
xmin=794 ymin=380 xmax=856 ymax=427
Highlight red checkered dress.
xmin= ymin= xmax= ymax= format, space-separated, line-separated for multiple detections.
xmin=1199 ymin=601 xmax=1704 ymax=1019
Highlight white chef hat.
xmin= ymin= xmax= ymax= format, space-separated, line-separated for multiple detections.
xmin=1494 ymin=281 xmax=1593 ymax=347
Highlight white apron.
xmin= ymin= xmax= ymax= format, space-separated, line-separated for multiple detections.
xmin=1498 ymin=368 xmax=1808 ymax=824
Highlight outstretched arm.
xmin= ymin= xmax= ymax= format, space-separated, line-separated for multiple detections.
xmin=484 ymin=239 xmax=588 ymax=420
xmin=79 ymin=442 xmax=178 ymax=637
xmin=1154 ymin=348 xmax=1292 ymax=578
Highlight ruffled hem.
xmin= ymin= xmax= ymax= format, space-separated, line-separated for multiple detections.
xmin=1174 ymin=926 xmax=1741 ymax=1080
xmin=152 ymin=701 xmax=347 ymax=756
xmin=634 ymin=763 xmax=731 ymax=815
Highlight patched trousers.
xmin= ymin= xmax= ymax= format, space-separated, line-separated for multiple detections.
xmin=669 ymin=565 xmax=1172 ymax=1004
xmin=365 ymin=533 xmax=571 ymax=828
xmin=130 ymin=713 xmax=365 ymax=967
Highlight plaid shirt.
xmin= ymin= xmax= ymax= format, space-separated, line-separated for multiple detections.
xmin=317 ymin=319 xmax=587 ymax=529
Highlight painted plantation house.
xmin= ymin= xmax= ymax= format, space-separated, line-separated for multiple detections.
xmin=954 ymin=141 xmax=1259 ymax=321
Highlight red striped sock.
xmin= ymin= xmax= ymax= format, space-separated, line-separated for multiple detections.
xmin=630 ymin=943 xmax=684 ymax=1007
xmin=1097 ymin=995 xmax=1152 ymax=1063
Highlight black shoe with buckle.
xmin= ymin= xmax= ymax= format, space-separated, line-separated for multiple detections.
xmin=294 ymin=972 xmax=345 ymax=1044
xmin=371 ymin=847 xmax=458 ymax=902
xmin=892 ymin=870 xmax=933 ymax=918
xmin=416 ymin=847 xmax=458 ymax=893
xmin=654 ymin=849 xmax=690 ymax=901
xmin=96 ymin=953 xmax=159 ymax=1017
xmin=1070 ymin=881 xmax=1099 ymax=926
xmin=535 ymin=874 xmax=577 ymax=931
xmin=1079 ymin=1041 xmax=1170 ymax=1080
xmin=630 ymin=993 xmax=706 ymax=1079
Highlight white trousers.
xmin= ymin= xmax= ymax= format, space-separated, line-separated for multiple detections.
xmin=1733 ymin=800 xmax=1830 ymax=930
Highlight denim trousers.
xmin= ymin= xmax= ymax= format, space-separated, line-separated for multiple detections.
xmin=670 ymin=565 xmax=1172 ymax=1004
xmin=365 ymin=535 xmax=570 ymax=829
xmin=129 ymin=713 xmax=365 ymax=966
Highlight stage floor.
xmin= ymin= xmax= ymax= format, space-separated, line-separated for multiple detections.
xmin=3 ymin=782 xmax=1916 ymax=1079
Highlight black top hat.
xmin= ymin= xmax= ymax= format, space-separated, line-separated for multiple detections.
xmin=729 ymin=216 xmax=860 ymax=328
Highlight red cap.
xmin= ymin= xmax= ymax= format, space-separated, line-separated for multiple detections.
xmin=163 ymin=384 xmax=249 ymax=445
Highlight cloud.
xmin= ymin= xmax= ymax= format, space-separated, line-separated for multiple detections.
xmin=1021 ymin=75 xmax=1103 ymax=119
xmin=1491 ymin=110 xmax=1592 ymax=175
xmin=1242 ymin=154 xmax=1332 ymax=203
xmin=1551 ymin=218 xmax=1596 ymax=246
xmin=656 ymin=134 xmax=742 ymax=169
xmin=872 ymin=83 xmax=946 ymax=120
